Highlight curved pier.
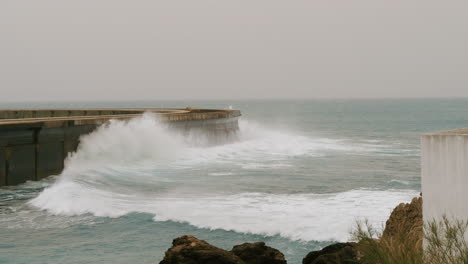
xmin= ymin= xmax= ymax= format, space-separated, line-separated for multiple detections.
xmin=0 ymin=108 xmax=241 ymax=186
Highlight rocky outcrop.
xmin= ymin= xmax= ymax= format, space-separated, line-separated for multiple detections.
xmin=159 ymin=235 xmax=244 ymax=264
xmin=159 ymin=236 xmax=287 ymax=264
xmin=231 ymin=242 xmax=287 ymax=264
xmin=302 ymin=243 xmax=360 ymax=264
xmin=382 ymin=196 xmax=422 ymax=244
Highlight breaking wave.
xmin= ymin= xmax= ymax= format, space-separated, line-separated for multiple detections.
xmin=30 ymin=113 xmax=417 ymax=242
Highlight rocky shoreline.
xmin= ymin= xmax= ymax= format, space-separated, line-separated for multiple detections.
xmin=157 ymin=196 xmax=422 ymax=264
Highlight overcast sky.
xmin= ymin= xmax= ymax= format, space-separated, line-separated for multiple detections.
xmin=1 ymin=1 xmax=467 ymax=101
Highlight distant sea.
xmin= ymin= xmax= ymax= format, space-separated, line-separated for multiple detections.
xmin=1 ymin=99 xmax=467 ymax=264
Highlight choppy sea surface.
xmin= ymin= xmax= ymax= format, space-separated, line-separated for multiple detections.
xmin=1 ymin=99 xmax=467 ymax=264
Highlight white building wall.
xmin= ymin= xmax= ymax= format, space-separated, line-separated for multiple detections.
xmin=422 ymin=131 xmax=468 ymax=229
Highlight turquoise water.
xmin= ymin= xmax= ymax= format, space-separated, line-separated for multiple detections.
xmin=1 ymin=99 xmax=468 ymax=264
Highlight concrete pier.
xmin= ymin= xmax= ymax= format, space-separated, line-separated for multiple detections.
xmin=0 ymin=108 xmax=241 ymax=186
xmin=422 ymin=128 xmax=468 ymax=233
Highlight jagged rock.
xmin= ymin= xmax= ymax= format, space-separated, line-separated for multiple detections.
xmin=159 ymin=235 xmax=245 ymax=264
xmin=302 ymin=243 xmax=360 ymax=264
xmin=382 ymin=196 xmax=422 ymax=245
xmin=231 ymin=242 xmax=287 ymax=264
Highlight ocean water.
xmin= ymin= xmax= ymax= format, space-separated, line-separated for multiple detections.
xmin=1 ymin=99 xmax=467 ymax=264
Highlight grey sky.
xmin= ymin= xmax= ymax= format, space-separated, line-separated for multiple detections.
xmin=1 ymin=1 xmax=467 ymax=101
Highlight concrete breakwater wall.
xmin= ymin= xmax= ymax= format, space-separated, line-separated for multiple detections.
xmin=0 ymin=108 xmax=241 ymax=187
xmin=422 ymin=128 xmax=468 ymax=239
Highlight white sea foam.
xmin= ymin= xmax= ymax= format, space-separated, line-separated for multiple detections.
xmin=389 ymin=179 xmax=411 ymax=185
xmin=184 ymin=120 xmax=391 ymax=165
xmin=65 ymin=113 xmax=185 ymax=167
xmin=240 ymin=163 xmax=293 ymax=170
xmin=30 ymin=114 xmax=418 ymax=242
xmin=31 ymin=185 xmax=417 ymax=241
xmin=208 ymin=172 xmax=235 ymax=176
xmin=150 ymin=190 xmax=417 ymax=242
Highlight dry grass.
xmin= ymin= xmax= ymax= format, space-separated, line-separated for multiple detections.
xmin=351 ymin=219 xmax=423 ymax=264
xmin=425 ymin=217 xmax=468 ymax=264
xmin=351 ymin=217 xmax=468 ymax=264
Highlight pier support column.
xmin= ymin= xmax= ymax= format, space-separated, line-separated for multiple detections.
xmin=37 ymin=127 xmax=66 ymax=180
xmin=5 ymin=144 xmax=35 ymax=186
xmin=0 ymin=147 xmax=5 ymax=186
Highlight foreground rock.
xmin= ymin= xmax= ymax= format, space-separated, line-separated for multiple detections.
xmin=159 ymin=235 xmax=287 ymax=264
xmin=382 ymin=196 xmax=422 ymax=244
xmin=302 ymin=243 xmax=360 ymax=264
xmin=159 ymin=235 xmax=244 ymax=264
xmin=231 ymin=242 xmax=287 ymax=264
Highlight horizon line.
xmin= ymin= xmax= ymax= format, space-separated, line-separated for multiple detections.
xmin=2 ymin=96 xmax=468 ymax=103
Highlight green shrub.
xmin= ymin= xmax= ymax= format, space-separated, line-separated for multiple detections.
xmin=425 ymin=216 xmax=468 ymax=264
xmin=351 ymin=219 xmax=422 ymax=264
xmin=351 ymin=217 xmax=468 ymax=264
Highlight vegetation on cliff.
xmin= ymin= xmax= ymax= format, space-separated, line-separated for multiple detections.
xmin=352 ymin=196 xmax=468 ymax=264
